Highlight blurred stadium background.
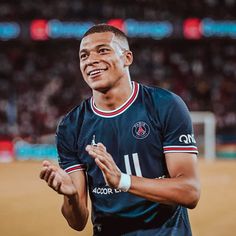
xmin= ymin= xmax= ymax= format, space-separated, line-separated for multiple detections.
xmin=0 ymin=1 xmax=236 ymax=236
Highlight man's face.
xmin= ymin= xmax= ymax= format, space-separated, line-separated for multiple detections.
xmin=79 ymin=32 xmax=131 ymax=92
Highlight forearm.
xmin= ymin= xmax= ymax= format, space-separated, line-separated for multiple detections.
xmin=86 ymin=144 xmax=200 ymax=209
xmin=61 ymin=193 xmax=89 ymax=231
xmin=129 ymin=175 xmax=200 ymax=209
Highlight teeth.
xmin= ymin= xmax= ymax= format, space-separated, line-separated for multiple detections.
xmin=89 ymin=69 xmax=104 ymax=76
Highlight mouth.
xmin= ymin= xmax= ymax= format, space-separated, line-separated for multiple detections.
xmin=87 ymin=68 xmax=108 ymax=77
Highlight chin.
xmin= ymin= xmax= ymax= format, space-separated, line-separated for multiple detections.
xmin=90 ymin=81 xmax=111 ymax=93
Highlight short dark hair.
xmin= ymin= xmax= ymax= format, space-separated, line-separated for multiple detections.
xmin=82 ymin=24 xmax=129 ymax=47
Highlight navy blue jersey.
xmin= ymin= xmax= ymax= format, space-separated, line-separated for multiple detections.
xmin=56 ymin=82 xmax=198 ymax=236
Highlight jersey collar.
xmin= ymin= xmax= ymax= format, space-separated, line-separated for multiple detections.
xmin=90 ymin=81 xmax=139 ymax=118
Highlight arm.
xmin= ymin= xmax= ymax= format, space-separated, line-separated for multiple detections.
xmin=129 ymin=152 xmax=200 ymax=209
xmin=40 ymin=161 xmax=89 ymax=231
xmin=86 ymin=144 xmax=200 ymax=209
xmin=61 ymin=170 xmax=89 ymax=231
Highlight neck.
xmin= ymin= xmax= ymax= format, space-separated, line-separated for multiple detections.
xmin=92 ymin=79 xmax=132 ymax=111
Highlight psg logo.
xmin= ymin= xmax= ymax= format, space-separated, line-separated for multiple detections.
xmin=132 ymin=121 xmax=150 ymax=139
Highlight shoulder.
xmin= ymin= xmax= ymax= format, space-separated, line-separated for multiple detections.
xmin=139 ymin=83 xmax=186 ymax=109
xmin=56 ymin=99 xmax=90 ymax=135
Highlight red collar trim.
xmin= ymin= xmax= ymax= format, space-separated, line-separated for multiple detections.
xmin=91 ymin=82 xmax=139 ymax=118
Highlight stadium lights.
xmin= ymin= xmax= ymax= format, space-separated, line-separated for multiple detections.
xmin=47 ymin=20 xmax=94 ymax=39
xmin=29 ymin=19 xmax=173 ymax=40
xmin=125 ymin=19 xmax=173 ymax=39
xmin=1 ymin=18 xmax=236 ymax=41
xmin=0 ymin=22 xmax=20 ymax=40
xmin=183 ymin=18 xmax=202 ymax=40
xmin=202 ymin=18 xmax=236 ymax=38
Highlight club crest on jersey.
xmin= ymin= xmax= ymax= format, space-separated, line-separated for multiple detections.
xmin=132 ymin=121 xmax=150 ymax=139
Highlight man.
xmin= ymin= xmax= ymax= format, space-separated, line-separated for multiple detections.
xmin=40 ymin=24 xmax=200 ymax=236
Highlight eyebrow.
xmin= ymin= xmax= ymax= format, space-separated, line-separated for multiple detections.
xmin=79 ymin=44 xmax=111 ymax=55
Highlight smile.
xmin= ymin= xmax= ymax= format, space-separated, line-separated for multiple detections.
xmin=87 ymin=68 xmax=108 ymax=76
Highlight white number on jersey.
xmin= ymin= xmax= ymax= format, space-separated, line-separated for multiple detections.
xmin=124 ymin=153 xmax=142 ymax=177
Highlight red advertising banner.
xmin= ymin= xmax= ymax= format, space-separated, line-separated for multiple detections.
xmin=183 ymin=18 xmax=202 ymax=39
xmin=0 ymin=141 xmax=14 ymax=163
xmin=30 ymin=19 xmax=48 ymax=40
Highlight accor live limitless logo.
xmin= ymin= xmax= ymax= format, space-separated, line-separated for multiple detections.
xmin=179 ymin=134 xmax=196 ymax=144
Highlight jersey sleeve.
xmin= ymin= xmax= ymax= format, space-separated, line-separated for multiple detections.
xmin=159 ymin=93 xmax=198 ymax=154
xmin=56 ymin=111 xmax=86 ymax=174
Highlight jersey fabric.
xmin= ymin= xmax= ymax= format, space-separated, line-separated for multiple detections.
xmin=56 ymin=82 xmax=198 ymax=236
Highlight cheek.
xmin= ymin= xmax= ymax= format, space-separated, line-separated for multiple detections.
xmin=110 ymin=56 xmax=122 ymax=67
xmin=80 ymin=71 xmax=89 ymax=83
xmin=112 ymin=60 xmax=124 ymax=73
xmin=80 ymin=63 xmax=84 ymax=71
xmin=80 ymin=65 xmax=86 ymax=76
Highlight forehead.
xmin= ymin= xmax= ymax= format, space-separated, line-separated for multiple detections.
xmin=80 ymin=32 xmax=120 ymax=51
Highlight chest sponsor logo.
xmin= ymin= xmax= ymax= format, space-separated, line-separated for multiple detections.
xmin=92 ymin=187 xmax=121 ymax=195
xmin=179 ymin=134 xmax=196 ymax=144
xmin=132 ymin=121 xmax=150 ymax=139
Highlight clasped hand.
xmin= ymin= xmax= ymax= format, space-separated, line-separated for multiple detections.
xmin=86 ymin=143 xmax=121 ymax=189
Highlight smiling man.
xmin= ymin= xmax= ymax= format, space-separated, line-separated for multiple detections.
xmin=79 ymin=27 xmax=133 ymax=105
xmin=40 ymin=24 xmax=200 ymax=236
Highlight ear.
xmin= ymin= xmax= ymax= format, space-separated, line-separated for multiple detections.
xmin=123 ymin=50 xmax=133 ymax=66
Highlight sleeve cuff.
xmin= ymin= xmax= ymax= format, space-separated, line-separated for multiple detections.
xmin=163 ymin=145 xmax=198 ymax=154
xmin=64 ymin=164 xmax=86 ymax=174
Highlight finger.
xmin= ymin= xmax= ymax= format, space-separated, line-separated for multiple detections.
xmin=94 ymin=145 xmax=114 ymax=163
xmin=97 ymin=143 xmax=107 ymax=151
xmin=42 ymin=160 xmax=51 ymax=167
xmin=94 ymin=150 xmax=116 ymax=169
xmin=43 ymin=167 xmax=54 ymax=182
xmin=86 ymin=145 xmax=116 ymax=171
xmin=88 ymin=147 xmax=108 ymax=159
xmin=55 ymin=181 xmax=62 ymax=193
xmin=39 ymin=166 xmax=48 ymax=179
xmin=47 ymin=171 xmax=56 ymax=187
xmin=47 ymin=173 xmax=63 ymax=194
xmin=95 ymin=158 xmax=113 ymax=187
xmin=86 ymin=144 xmax=105 ymax=153
xmin=86 ymin=147 xmax=103 ymax=159
xmin=95 ymin=158 xmax=110 ymax=174
xmin=88 ymin=149 xmax=114 ymax=170
xmin=86 ymin=145 xmax=110 ymax=160
xmin=86 ymin=145 xmax=98 ymax=154
xmin=40 ymin=171 xmax=46 ymax=180
xmin=50 ymin=164 xmax=58 ymax=172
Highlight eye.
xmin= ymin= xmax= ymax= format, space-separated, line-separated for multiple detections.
xmin=98 ymin=48 xmax=110 ymax=54
xmin=80 ymin=53 xmax=88 ymax=60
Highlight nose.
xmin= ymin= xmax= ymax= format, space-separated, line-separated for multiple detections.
xmin=86 ymin=52 xmax=100 ymax=66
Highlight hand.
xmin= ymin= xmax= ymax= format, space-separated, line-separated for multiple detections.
xmin=86 ymin=143 xmax=121 ymax=189
xmin=39 ymin=160 xmax=77 ymax=196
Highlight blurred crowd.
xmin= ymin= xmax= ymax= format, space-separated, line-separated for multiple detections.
xmin=0 ymin=39 xmax=235 ymax=142
xmin=0 ymin=0 xmax=235 ymax=21
xmin=0 ymin=0 xmax=235 ymax=143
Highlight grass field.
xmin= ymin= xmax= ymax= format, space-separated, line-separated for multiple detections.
xmin=0 ymin=159 xmax=235 ymax=236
